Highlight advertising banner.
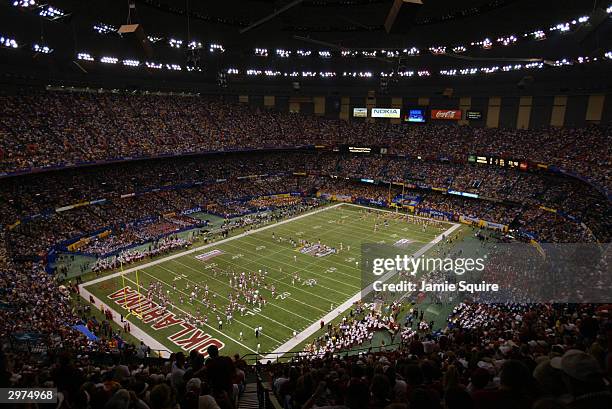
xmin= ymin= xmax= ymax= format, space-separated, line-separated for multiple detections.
xmin=371 ymin=108 xmax=401 ymax=118
xmin=431 ymin=109 xmax=462 ymax=120
xmin=353 ymin=108 xmax=367 ymax=117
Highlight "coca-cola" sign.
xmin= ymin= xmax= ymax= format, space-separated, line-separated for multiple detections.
xmin=431 ymin=109 xmax=462 ymax=120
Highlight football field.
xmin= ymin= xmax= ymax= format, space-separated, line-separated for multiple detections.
xmin=81 ymin=203 xmax=459 ymax=359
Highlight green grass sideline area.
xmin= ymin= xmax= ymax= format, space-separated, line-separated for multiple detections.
xmin=81 ymin=203 xmax=457 ymax=358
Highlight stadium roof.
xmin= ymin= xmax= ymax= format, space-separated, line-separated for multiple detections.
xmin=0 ymin=0 xmax=610 ymax=92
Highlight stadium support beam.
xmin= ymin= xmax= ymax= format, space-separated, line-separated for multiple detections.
xmin=240 ymin=0 xmax=304 ymax=34
xmin=384 ymin=0 xmax=423 ymax=34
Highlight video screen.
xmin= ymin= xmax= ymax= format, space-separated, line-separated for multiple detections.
xmin=404 ymin=109 xmax=426 ymax=123
xmin=466 ymin=110 xmax=483 ymax=120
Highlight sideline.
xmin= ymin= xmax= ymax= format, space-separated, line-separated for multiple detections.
xmin=82 ymin=203 xmax=343 ymax=288
xmin=78 ymin=286 xmax=172 ymax=357
xmin=78 ymin=203 xmax=344 ymax=354
xmin=260 ymin=219 xmax=461 ymax=362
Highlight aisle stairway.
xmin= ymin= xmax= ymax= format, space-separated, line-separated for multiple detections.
xmin=238 ymin=382 xmax=260 ymax=409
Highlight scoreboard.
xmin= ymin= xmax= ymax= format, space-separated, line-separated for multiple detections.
xmin=338 ymin=145 xmax=388 ymax=154
xmin=468 ymin=154 xmax=528 ymax=170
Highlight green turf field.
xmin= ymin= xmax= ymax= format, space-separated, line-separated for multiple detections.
xmin=82 ymin=203 xmax=459 ymax=359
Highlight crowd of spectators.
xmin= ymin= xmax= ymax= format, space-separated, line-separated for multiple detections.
xmin=0 ymin=91 xmax=609 ymax=409
xmin=264 ymin=301 xmax=611 ymax=409
xmin=0 ymin=149 xmax=608 ymax=271
xmin=1 ymin=91 xmax=609 ymax=192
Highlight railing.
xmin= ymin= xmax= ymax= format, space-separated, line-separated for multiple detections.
xmin=241 ymin=340 xmax=406 ymax=365
xmin=4 ymin=336 xmax=170 ymax=365
xmin=256 ymin=373 xmax=282 ymax=409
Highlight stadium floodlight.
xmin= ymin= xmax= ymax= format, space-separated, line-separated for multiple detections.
xmin=186 ymin=65 xmax=202 ymax=72
xmin=209 ymin=43 xmax=225 ymax=53
xmin=264 ymin=70 xmax=281 ymax=76
xmin=417 ymin=70 xmax=430 ymax=77
xmin=165 ymin=63 xmax=181 ymax=71
xmin=452 ymin=46 xmax=466 ymax=53
xmin=382 ymin=50 xmax=399 ymax=57
xmin=122 ymin=59 xmax=140 ymax=67
xmin=296 ymin=49 xmax=311 ymax=56
xmin=605 ymin=51 xmax=612 ymax=60
xmin=226 ymin=68 xmax=239 ymax=74
xmin=147 ymin=36 xmax=163 ymax=43
xmin=187 ymin=41 xmax=203 ymax=50
xmin=471 ymin=38 xmax=493 ymax=49
xmin=38 ymin=5 xmax=69 ymax=21
xmin=77 ymin=52 xmax=94 ymax=61
xmin=168 ymin=38 xmax=183 ymax=48
xmin=341 ymin=50 xmax=358 ymax=57
xmin=0 ymin=35 xmax=19 ymax=49
xmin=145 ymin=61 xmax=163 ymax=69
xmin=13 ymin=0 xmax=37 ymax=7
xmin=93 ymin=23 xmax=117 ymax=35
xmin=497 ymin=35 xmax=517 ymax=46
xmin=100 ymin=56 xmax=118 ymax=64
xmin=246 ymin=69 xmax=262 ymax=76
xmin=276 ymin=49 xmax=291 ymax=58
xmin=524 ymin=30 xmax=546 ymax=40
xmin=404 ymin=47 xmax=419 ymax=56
xmin=254 ymin=48 xmax=268 ymax=57
xmin=550 ymin=23 xmax=570 ymax=32
xmin=552 ymin=58 xmax=572 ymax=66
xmin=428 ymin=46 xmax=446 ymax=55
xmin=318 ymin=50 xmax=331 ymax=58
xmin=33 ymin=43 xmax=53 ymax=54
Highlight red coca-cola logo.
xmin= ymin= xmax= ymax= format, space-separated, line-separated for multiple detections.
xmin=431 ymin=109 xmax=462 ymax=120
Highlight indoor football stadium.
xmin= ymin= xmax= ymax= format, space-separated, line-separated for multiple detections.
xmin=0 ymin=1 xmax=611 ymax=409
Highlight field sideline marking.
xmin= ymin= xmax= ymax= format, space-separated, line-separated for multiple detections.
xmin=79 ymin=202 xmax=456 ymax=356
xmin=260 ymin=214 xmax=461 ymax=362
xmin=78 ymin=203 xmax=344 ymax=353
xmin=81 ymin=203 xmax=344 ymax=288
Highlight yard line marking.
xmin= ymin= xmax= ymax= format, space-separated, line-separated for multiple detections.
xmin=79 ymin=286 xmax=172 ymax=357
xmin=83 ymin=203 xmax=344 ymax=288
xmin=166 ymin=259 xmax=323 ymax=321
xmin=237 ymin=233 xmax=363 ymax=278
xmin=181 ymin=254 xmax=344 ymax=306
xmin=148 ymin=263 xmax=295 ymax=338
xmin=100 ymin=272 xmax=258 ymax=353
xmin=261 ymin=220 xmax=462 ymax=362
xmin=274 ymin=210 xmax=439 ymax=242
xmin=218 ymin=239 xmax=360 ymax=292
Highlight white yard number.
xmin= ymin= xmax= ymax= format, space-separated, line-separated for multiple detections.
xmin=256 ymin=245 xmax=266 ymax=251
xmin=245 ymin=307 xmax=262 ymax=316
xmin=232 ymin=254 xmax=244 ymax=259
xmin=326 ymin=267 xmax=337 ymax=273
xmin=204 ymin=263 xmax=217 ymax=270
xmin=275 ymin=292 xmax=291 ymax=300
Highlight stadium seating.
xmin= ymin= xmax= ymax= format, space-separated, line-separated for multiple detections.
xmin=0 ymin=93 xmax=610 ymax=409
